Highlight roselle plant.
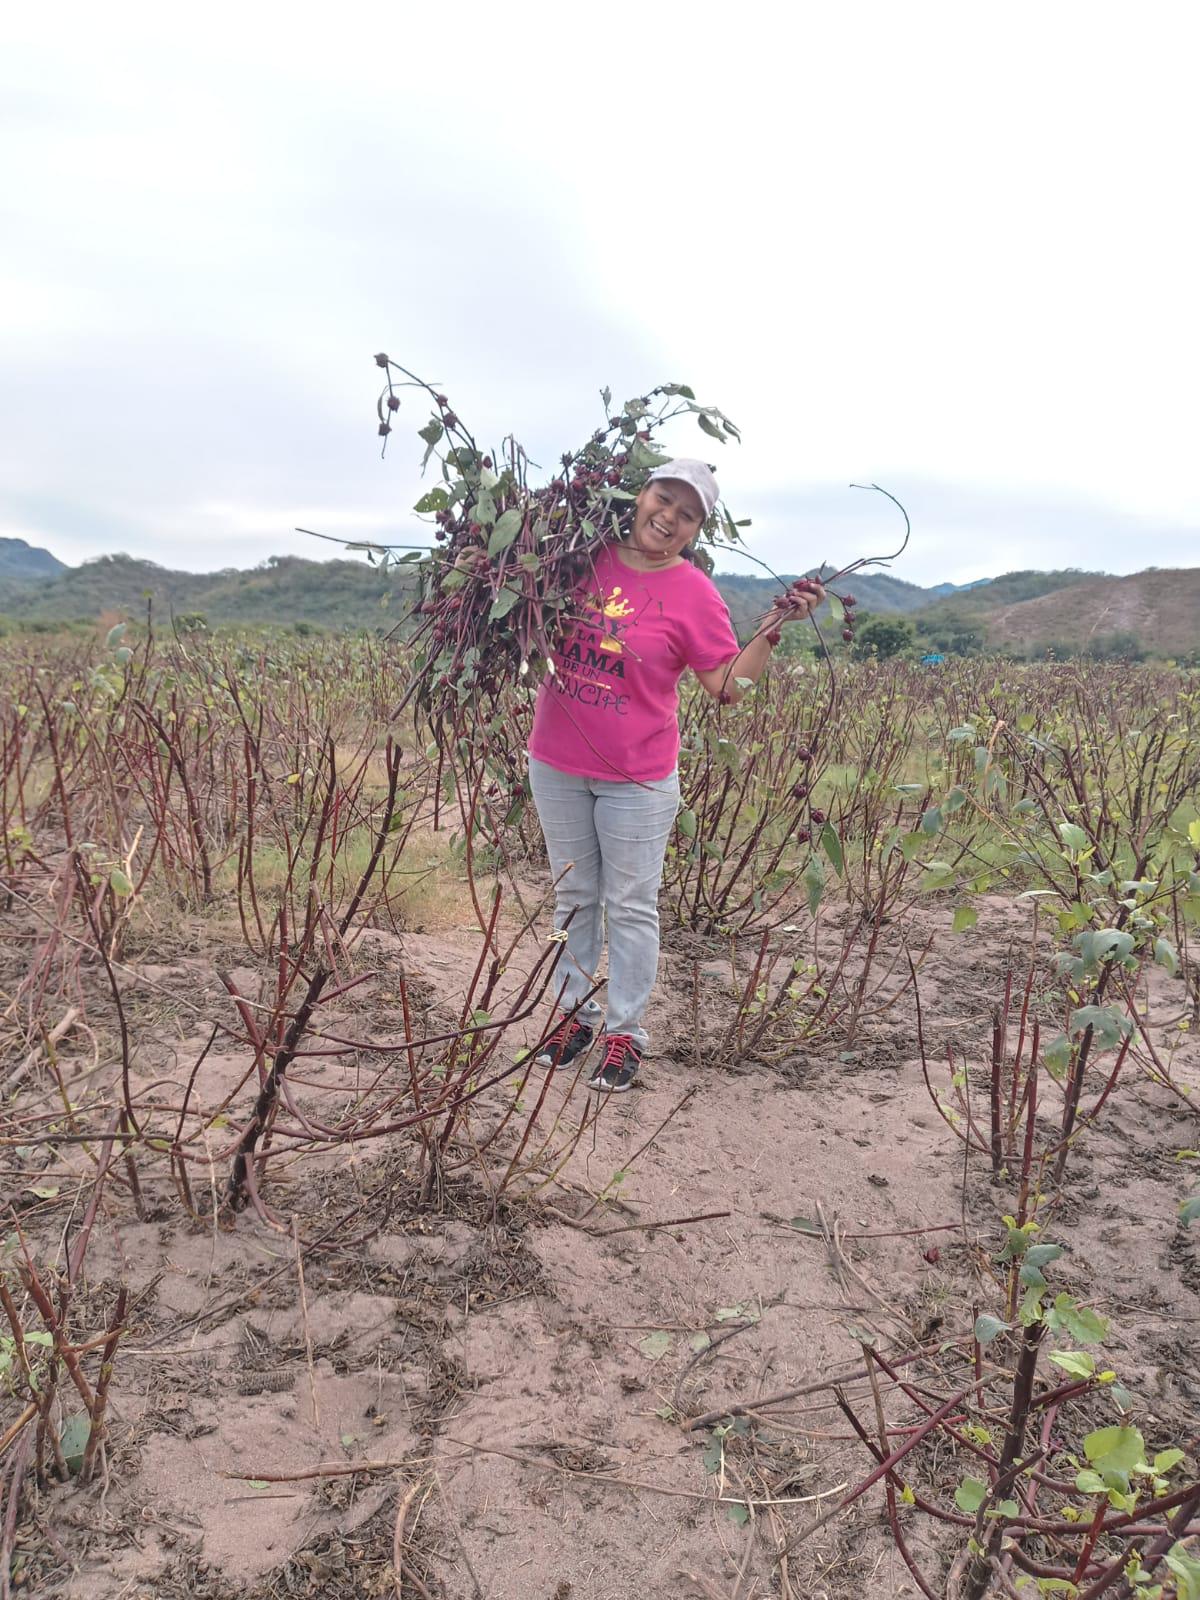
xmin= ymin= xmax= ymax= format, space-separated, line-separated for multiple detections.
xmin=800 ymin=1225 xmax=1200 ymax=1600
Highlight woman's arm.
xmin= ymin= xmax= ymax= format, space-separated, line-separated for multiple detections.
xmin=693 ymin=582 xmax=826 ymax=705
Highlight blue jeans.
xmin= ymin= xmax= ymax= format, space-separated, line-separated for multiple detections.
xmin=528 ymin=757 xmax=680 ymax=1050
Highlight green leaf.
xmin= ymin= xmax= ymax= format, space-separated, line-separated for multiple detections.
xmin=716 ymin=738 xmax=740 ymax=774
xmin=639 ymin=1331 xmax=672 ymax=1361
xmin=1058 ymin=821 xmax=1090 ymax=851
xmin=954 ymin=1476 xmax=987 ymax=1513
xmin=1074 ymin=1468 xmax=1108 ymax=1495
xmin=1154 ymin=1448 xmax=1185 ymax=1474
xmin=1074 ymin=928 xmax=1135 ymax=970
xmin=952 ymin=906 xmax=978 ymax=934
xmin=897 ymin=830 xmax=925 ymax=861
xmin=1024 ymin=1243 xmax=1065 ymax=1271
xmin=1046 ymin=1294 xmax=1108 ymax=1345
xmin=920 ymin=806 xmax=942 ymax=836
xmin=819 ymin=821 xmax=844 ymax=876
xmin=948 ymin=724 xmax=976 ymax=742
xmin=109 ymin=867 xmax=133 ymax=897
xmin=488 ymin=587 xmax=522 ymax=622
xmin=59 ymin=1413 xmax=90 ymax=1475
xmin=697 ymin=412 xmax=726 ymax=442
xmin=413 ymin=488 xmax=450 ymax=513
xmin=1043 ymin=1033 xmax=1072 ymax=1080
xmin=1048 ymin=1350 xmax=1096 ymax=1379
xmin=1083 ymin=1425 xmax=1145 ymax=1477
xmin=803 ymin=854 xmax=825 ymax=916
xmin=1069 ymin=1005 xmax=1133 ymax=1049
xmin=105 ymin=623 xmax=127 ymax=649
xmin=1165 ymin=1545 xmax=1200 ymax=1600
xmin=487 ymin=508 xmax=524 ymax=556
xmin=918 ymin=862 xmax=956 ymax=892
xmin=472 ymin=492 xmax=497 ymax=527
xmin=943 ymin=786 xmax=968 ymax=815
xmin=1180 ymin=1194 xmax=1200 ymax=1227
xmin=974 ymin=1314 xmax=1011 ymax=1347
xmin=689 ymin=1332 xmax=712 ymax=1354
xmin=826 ymin=593 xmax=845 ymax=624
xmin=1154 ymin=937 xmax=1179 ymax=976
xmin=1018 ymin=1282 xmax=1048 ymax=1324
xmin=418 ymin=419 xmax=443 ymax=467
xmin=676 ymin=809 xmax=698 ymax=840
xmin=726 ymin=1502 xmax=750 ymax=1526
xmin=630 ymin=438 xmax=670 ymax=470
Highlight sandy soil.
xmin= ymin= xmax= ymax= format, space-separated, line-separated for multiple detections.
xmin=3 ymin=887 xmax=1198 ymax=1600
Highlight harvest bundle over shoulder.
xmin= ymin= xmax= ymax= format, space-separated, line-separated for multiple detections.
xmin=372 ymin=359 xmax=753 ymax=726
xmin=363 ymin=355 xmax=905 ymax=750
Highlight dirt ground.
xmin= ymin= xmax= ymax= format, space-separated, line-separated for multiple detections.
xmin=3 ymin=886 xmax=1199 ymax=1600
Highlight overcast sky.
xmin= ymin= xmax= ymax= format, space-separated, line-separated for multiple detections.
xmin=3 ymin=2 xmax=1198 ymax=588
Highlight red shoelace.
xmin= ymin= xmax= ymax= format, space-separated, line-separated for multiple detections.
xmin=599 ymin=1034 xmax=638 ymax=1071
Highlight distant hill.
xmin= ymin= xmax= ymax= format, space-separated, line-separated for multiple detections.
xmin=2 ymin=548 xmax=1194 ymax=658
xmin=918 ymin=569 xmax=1106 ymax=615
xmin=713 ymin=566 xmax=935 ymax=634
xmin=2 ymin=550 xmax=941 ymax=635
xmin=926 ymin=578 xmax=990 ymax=597
xmin=0 ymin=552 xmax=413 ymax=629
xmin=909 ymin=569 xmax=1114 ymax=652
xmin=978 ymin=568 xmax=1200 ymax=657
xmin=0 ymin=537 xmax=66 ymax=581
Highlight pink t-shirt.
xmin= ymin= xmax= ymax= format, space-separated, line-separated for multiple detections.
xmin=527 ymin=544 xmax=740 ymax=783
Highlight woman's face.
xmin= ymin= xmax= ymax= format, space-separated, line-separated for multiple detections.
xmin=629 ymin=479 xmax=706 ymax=565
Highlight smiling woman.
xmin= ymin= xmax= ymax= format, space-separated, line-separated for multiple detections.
xmin=526 ymin=459 xmax=825 ymax=1093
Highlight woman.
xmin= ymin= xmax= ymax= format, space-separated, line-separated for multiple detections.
xmin=528 ymin=459 xmax=824 ymax=1092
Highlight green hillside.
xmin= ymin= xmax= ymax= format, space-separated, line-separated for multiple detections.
xmin=0 ymin=537 xmax=67 ymax=581
xmin=0 ymin=553 xmax=414 ymax=630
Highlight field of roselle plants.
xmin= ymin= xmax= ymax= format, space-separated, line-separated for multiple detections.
xmin=1 ymin=623 xmax=1199 ymax=1600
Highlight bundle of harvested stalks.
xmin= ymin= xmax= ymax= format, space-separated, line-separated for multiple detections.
xmin=371 ymin=356 xmax=746 ymax=736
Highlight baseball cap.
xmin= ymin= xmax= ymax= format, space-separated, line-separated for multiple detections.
xmin=644 ymin=458 xmax=719 ymax=520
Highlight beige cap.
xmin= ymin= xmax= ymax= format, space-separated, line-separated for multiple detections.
xmin=645 ymin=458 xmax=719 ymax=519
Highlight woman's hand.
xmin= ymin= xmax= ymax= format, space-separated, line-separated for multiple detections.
xmin=764 ymin=577 xmax=826 ymax=642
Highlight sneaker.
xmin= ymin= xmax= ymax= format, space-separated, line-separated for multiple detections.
xmin=533 ymin=1013 xmax=595 ymax=1070
xmin=588 ymin=1034 xmax=641 ymax=1093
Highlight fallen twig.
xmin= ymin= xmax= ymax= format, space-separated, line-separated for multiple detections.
xmin=588 ymin=1208 xmax=732 ymax=1238
xmin=441 ymin=1434 xmax=846 ymax=1511
xmin=392 ymin=1477 xmax=429 ymax=1600
xmin=221 ymin=1457 xmax=424 ymax=1484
